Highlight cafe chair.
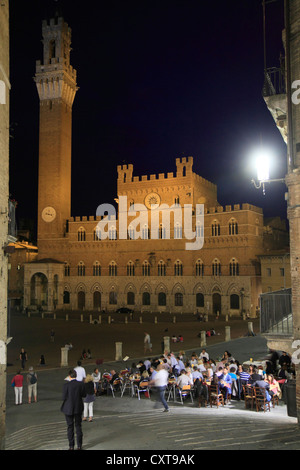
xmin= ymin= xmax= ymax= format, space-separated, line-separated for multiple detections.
xmin=254 ymin=387 xmax=271 ymax=412
xmin=209 ymin=384 xmax=224 ymax=408
xmin=243 ymin=384 xmax=255 ymax=410
xmin=134 ymin=380 xmax=151 ymax=400
xmin=177 ymin=385 xmax=194 ymax=405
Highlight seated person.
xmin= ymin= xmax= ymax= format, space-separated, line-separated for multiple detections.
xmin=279 ymin=351 xmax=292 ymax=370
xmin=219 ymin=366 xmax=232 ymax=401
xmin=253 ymin=376 xmax=272 ymax=402
xmin=194 ymin=376 xmax=209 ymax=403
xmin=267 ymin=374 xmax=281 ymax=399
xmin=249 ymin=366 xmax=262 ymax=384
xmin=199 ymin=349 xmax=209 ymax=361
xmin=238 ymin=365 xmax=250 ymax=385
xmin=191 ymin=366 xmax=203 ymax=382
xmin=172 ymin=335 xmax=177 ymax=343
xmin=176 ymin=370 xmax=193 ymax=389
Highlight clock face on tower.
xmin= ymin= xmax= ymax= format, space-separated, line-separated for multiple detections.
xmin=42 ymin=206 xmax=56 ymax=223
xmin=144 ymin=192 xmax=161 ymax=209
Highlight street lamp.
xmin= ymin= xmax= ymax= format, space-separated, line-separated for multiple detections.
xmin=251 ymin=148 xmax=285 ymax=195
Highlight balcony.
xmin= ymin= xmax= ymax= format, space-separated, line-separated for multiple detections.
xmin=260 ymin=288 xmax=293 ymax=353
xmin=262 ymin=67 xmax=287 ymax=144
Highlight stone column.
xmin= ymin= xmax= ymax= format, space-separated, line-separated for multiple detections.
xmin=115 ymin=342 xmax=122 ymax=361
xmin=200 ymin=331 xmax=206 ymax=347
xmin=61 ymin=347 xmax=68 ymax=367
xmin=163 ymin=336 xmax=170 ymax=354
xmin=225 ymin=326 xmax=231 ymax=342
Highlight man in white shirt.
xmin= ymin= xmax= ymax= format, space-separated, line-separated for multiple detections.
xmin=176 ymin=370 xmax=192 ymax=388
xmin=74 ymin=361 xmax=86 ymax=382
xmin=149 ymin=364 xmax=169 ymax=412
xmin=144 ymin=332 xmax=152 ymax=353
xmin=200 ymin=349 xmax=209 ymax=361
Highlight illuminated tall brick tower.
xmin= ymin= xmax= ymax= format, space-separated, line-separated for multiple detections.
xmin=34 ymin=16 xmax=77 ymax=246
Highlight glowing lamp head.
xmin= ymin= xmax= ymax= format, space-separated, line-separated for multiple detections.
xmin=255 ymin=151 xmax=270 ymax=182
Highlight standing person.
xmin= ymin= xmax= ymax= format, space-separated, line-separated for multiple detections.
xmin=19 ymin=348 xmax=27 ymax=370
xmin=12 ymin=371 xmax=24 ymax=405
xmin=83 ymin=375 xmax=96 ymax=422
xmin=149 ymin=364 xmax=169 ymax=412
xmin=61 ymin=369 xmax=86 ymax=450
xmin=26 ymin=366 xmax=38 ymax=403
xmin=144 ymin=332 xmax=152 ymax=354
xmin=74 ymin=361 xmax=86 ymax=382
xmin=50 ymin=329 xmax=55 ymax=342
xmin=92 ymin=368 xmax=101 ymax=395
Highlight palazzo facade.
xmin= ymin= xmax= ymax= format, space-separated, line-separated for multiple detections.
xmin=23 ymin=16 xmax=284 ymax=318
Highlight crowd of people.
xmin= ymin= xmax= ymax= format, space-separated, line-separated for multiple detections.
xmin=11 ymin=346 xmax=295 ymax=450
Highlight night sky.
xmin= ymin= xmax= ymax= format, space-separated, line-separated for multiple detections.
xmin=8 ymin=0 xmax=288 ymax=240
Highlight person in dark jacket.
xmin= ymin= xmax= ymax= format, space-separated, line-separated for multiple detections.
xmin=61 ymin=369 xmax=86 ymax=450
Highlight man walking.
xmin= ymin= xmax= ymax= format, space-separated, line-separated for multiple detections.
xmin=144 ymin=332 xmax=152 ymax=354
xmin=149 ymin=363 xmax=169 ymax=412
xmin=61 ymin=369 xmax=86 ymax=450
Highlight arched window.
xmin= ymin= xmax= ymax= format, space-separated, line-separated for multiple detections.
xmin=142 ymin=292 xmax=150 ymax=305
xmin=174 ymin=222 xmax=182 ymax=239
xmin=127 ymin=261 xmax=135 ymax=276
xmin=64 ymin=262 xmax=70 ymax=277
xmin=158 ymin=292 xmax=166 ymax=306
xmin=109 ymin=226 xmax=117 ymax=240
xmin=128 ymin=225 xmax=135 ymax=240
xmin=196 ymin=292 xmax=204 ymax=307
xmin=109 ymin=261 xmax=117 ymax=276
xmin=77 ymin=261 xmax=85 ymax=276
xmin=158 ymin=260 xmax=166 ymax=276
xmin=159 ymin=224 xmax=166 ymax=239
xmin=63 ymin=290 xmax=70 ymax=304
xmin=229 ymin=258 xmax=239 ymax=276
xmin=127 ymin=291 xmax=135 ymax=305
xmin=229 ymin=219 xmax=238 ymax=235
xmin=142 ymin=224 xmax=149 ymax=240
xmin=174 ymin=196 xmax=180 ymax=205
xmin=93 ymin=261 xmax=101 ymax=276
xmin=77 ymin=291 xmax=85 ymax=310
xmin=211 ymin=221 xmax=220 ymax=237
xmin=196 ymin=221 xmax=204 ymax=239
xmin=78 ymin=227 xmax=86 ymax=241
xmin=175 ymin=292 xmax=183 ymax=306
xmin=195 ymin=259 xmax=204 ymax=276
xmin=94 ymin=226 xmax=101 ymax=241
xmin=212 ymin=258 xmax=221 ymax=276
xmin=93 ymin=291 xmax=101 ymax=309
xmin=230 ymin=294 xmax=240 ymax=309
xmin=142 ymin=260 xmax=150 ymax=276
xmin=109 ymin=291 xmax=117 ymax=304
xmin=174 ymin=260 xmax=183 ymax=276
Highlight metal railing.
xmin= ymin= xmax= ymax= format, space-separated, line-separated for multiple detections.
xmin=260 ymin=288 xmax=292 ymax=335
xmin=262 ymin=67 xmax=286 ymax=97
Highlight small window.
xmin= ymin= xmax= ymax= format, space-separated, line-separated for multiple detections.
xmin=127 ymin=261 xmax=135 ymax=276
xmin=158 ymin=260 xmax=166 ymax=276
xmin=266 ymin=268 xmax=272 ymax=277
xmin=93 ymin=262 xmax=101 ymax=276
xmin=78 ymin=262 xmax=85 ymax=276
xmin=142 ymin=292 xmax=150 ymax=305
xmin=109 ymin=261 xmax=117 ymax=276
xmin=158 ymin=292 xmax=166 ymax=306
xmin=142 ymin=261 xmax=150 ymax=276
xmin=174 ymin=260 xmax=183 ymax=276
xmin=280 ymin=268 xmax=285 ymax=277
xmin=175 ymin=292 xmax=183 ymax=306
xmin=78 ymin=227 xmax=86 ymax=242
